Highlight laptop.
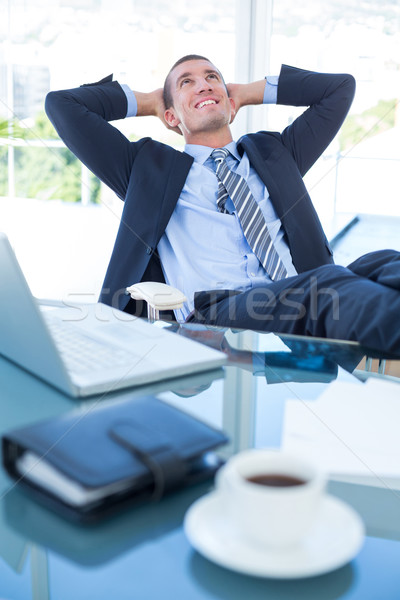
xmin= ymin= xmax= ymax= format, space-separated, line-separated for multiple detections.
xmin=0 ymin=233 xmax=226 ymax=397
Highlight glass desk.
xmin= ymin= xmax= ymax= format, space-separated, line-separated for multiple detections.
xmin=0 ymin=324 xmax=399 ymax=600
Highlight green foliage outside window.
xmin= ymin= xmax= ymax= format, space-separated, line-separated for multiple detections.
xmin=339 ymin=98 xmax=397 ymax=152
xmin=0 ymin=146 xmax=8 ymax=197
xmin=0 ymin=111 xmax=101 ymax=203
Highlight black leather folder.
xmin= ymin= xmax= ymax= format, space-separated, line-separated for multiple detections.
xmin=2 ymin=396 xmax=228 ymax=522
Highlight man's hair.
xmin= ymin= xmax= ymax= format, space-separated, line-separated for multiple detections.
xmin=163 ymin=54 xmax=213 ymax=109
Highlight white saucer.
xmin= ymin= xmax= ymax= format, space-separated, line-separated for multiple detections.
xmin=184 ymin=492 xmax=365 ymax=579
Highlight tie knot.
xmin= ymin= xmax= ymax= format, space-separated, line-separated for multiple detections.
xmin=211 ymin=148 xmax=229 ymax=165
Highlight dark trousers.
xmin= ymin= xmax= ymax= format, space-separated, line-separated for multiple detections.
xmin=190 ymin=250 xmax=400 ymax=356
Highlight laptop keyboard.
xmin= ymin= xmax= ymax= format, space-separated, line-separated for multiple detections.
xmin=44 ymin=316 xmax=139 ymax=374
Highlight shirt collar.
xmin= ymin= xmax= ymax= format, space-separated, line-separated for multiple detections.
xmin=184 ymin=140 xmax=240 ymax=165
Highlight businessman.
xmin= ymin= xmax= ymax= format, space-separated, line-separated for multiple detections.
xmin=45 ymin=55 xmax=400 ymax=355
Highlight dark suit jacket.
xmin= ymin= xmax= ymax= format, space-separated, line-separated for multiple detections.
xmin=45 ymin=65 xmax=355 ymax=314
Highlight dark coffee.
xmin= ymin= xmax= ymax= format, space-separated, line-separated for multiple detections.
xmin=246 ymin=473 xmax=306 ymax=487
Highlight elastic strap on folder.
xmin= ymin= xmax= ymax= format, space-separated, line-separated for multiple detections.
xmin=109 ymin=422 xmax=188 ymax=501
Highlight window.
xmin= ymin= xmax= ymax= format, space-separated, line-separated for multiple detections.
xmin=0 ymin=0 xmax=398 ymax=301
xmin=0 ymin=0 xmax=237 ymax=299
xmin=269 ymin=0 xmax=400 ymax=220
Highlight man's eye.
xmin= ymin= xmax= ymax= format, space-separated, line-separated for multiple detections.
xmin=208 ymin=74 xmax=218 ymax=80
xmin=181 ymin=79 xmax=191 ymax=86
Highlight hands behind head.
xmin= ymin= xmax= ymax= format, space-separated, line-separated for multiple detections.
xmin=227 ymin=80 xmax=266 ymax=123
xmin=145 ymin=80 xmax=263 ymax=133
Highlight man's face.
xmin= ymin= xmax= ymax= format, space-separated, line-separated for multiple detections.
xmin=164 ymin=59 xmax=235 ymax=143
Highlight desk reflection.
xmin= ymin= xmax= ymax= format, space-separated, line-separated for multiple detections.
xmin=174 ymin=324 xmax=368 ymax=392
xmin=0 ymin=325 xmax=397 ymax=600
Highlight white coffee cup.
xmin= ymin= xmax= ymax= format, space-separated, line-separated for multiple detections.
xmin=215 ymin=449 xmax=326 ymax=548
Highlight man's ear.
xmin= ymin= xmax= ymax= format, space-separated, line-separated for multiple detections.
xmin=229 ymin=97 xmax=237 ymax=124
xmin=164 ymin=108 xmax=180 ymax=128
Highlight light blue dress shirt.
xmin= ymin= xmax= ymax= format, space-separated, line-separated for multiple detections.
xmin=123 ymin=77 xmax=296 ymax=321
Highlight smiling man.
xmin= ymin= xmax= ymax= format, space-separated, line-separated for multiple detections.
xmin=45 ymin=54 xmax=400 ymax=355
xmin=162 ymin=57 xmax=236 ymax=144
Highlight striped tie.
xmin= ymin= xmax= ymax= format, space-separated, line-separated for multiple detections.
xmin=211 ymin=148 xmax=287 ymax=281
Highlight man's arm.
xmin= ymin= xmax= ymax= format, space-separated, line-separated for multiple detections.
xmin=45 ymin=78 xmax=148 ymax=200
xmin=227 ymin=80 xmax=265 ymax=114
xmin=277 ymin=64 xmax=356 ymax=176
xmin=227 ymin=77 xmax=279 ymax=123
xmin=130 ymin=87 xmax=182 ymax=134
xmin=227 ymin=66 xmax=355 ymax=176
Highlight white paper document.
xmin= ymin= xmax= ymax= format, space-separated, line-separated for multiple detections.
xmin=282 ymin=378 xmax=400 ymax=489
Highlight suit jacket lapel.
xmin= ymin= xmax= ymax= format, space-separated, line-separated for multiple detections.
xmin=238 ymin=134 xmax=289 ymax=224
xmin=154 ymin=149 xmax=194 ymax=242
xmin=101 ymin=144 xmax=193 ymax=310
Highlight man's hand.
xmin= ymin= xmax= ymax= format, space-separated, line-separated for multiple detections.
xmin=227 ymin=80 xmax=266 ymax=123
xmin=134 ymin=88 xmax=182 ymax=134
xmin=150 ymin=88 xmax=182 ymax=134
